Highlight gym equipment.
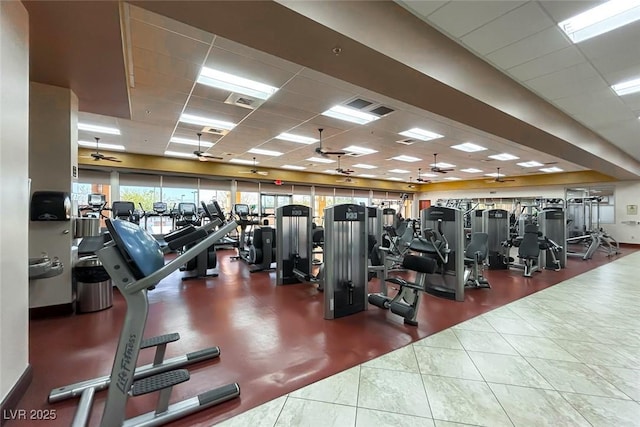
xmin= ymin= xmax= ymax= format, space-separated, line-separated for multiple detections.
xmin=275 ymin=204 xmax=313 ymax=285
xmin=366 ymin=206 xmax=387 ymax=284
xmin=516 ymin=224 xmax=542 ymax=277
xmin=175 ymin=202 xmax=200 ymax=228
xmin=231 ymin=203 xmax=258 ymax=262
xmin=248 ymin=225 xmax=276 ymax=273
xmin=482 ymin=209 xmax=510 ymax=269
xmin=470 ymin=209 xmax=484 ymax=234
xmin=323 ymin=204 xmax=368 ymax=319
xmin=419 ymin=206 xmax=465 ymax=301
xmin=538 ymin=209 xmax=567 ymax=269
xmin=51 ymin=218 xmax=240 ymax=426
xmin=112 ymin=201 xmax=141 ymax=225
xmin=463 ymin=232 xmax=490 ymax=289
xmin=167 ymin=202 xmax=225 ymax=281
xmin=368 ymin=254 xmax=437 ymax=326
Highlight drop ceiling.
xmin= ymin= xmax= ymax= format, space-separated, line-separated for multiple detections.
xmin=76 ymin=3 xmax=593 ymax=185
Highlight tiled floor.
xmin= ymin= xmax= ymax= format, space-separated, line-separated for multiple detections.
xmin=217 ymin=252 xmax=640 ymax=427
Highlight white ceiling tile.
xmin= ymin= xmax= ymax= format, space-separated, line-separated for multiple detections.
xmin=133 ymin=67 xmax=194 ymax=95
xmin=595 ymin=62 xmax=640 ymax=87
xmin=507 ymin=46 xmax=585 ymax=81
xmin=185 ymin=94 xmax=252 ymax=122
xmin=129 ymin=4 xmax=214 ymax=44
xmin=578 ymin=24 xmax=640 ymax=66
xmin=538 ymin=1 xmax=603 ymax=23
xmin=486 ymin=26 xmax=570 ymax=69
xmin=593 ymin=119 xmax=640 ymax=159
xmin=257 ymin=101 xmax=317 ymax=122
xmin=425 ymin=0 xmax=526 ymax=38
xmin=619 ymin=92 xmax=640 ymax=111
xmin=130 ymin=19 xmax=210 ymax=65
xmin=213 ymin=36 xmax=304 ymax=74
xmin=460 ymin=2 xmax=554 ymax=55
xmin=132 ymin=47 xmax=201 ymax=82
xmin=524 ymin=62 xmax=606 ymax=100
xmin=395 ymin=0 xmax=448 ymax=18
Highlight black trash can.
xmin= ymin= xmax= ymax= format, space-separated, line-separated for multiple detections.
xmin=75 ymin=256 xmax=113 ymax=313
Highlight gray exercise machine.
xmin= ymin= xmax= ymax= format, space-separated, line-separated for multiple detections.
xmin=482 ymin=209 xmax=510 ymax=270
xmin=539 ymin=208 xmax=566 ymax=269
xmin=323 ymin=204 xmax=368 ymax=319
xmin=275 ymin=204 xmax=314 ymax=285
xmin=52 ymin=218 xmax=240 ymax=426
xmin=418 ymin=206 xmax=465 ymax=301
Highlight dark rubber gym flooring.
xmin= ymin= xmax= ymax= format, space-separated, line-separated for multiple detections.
xmin=17 ymin=248 xmax=633 ymax=426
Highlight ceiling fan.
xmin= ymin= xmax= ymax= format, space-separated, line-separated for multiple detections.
xmin=335 ymin=155 xmax=354 ymax=175
xmin=336 ymin=176 xmax=357 ymax=184
xmin=407 ymin=176 xmax=417 ymax=189
xmin=81 ymin=137 xmax=121 ymax=162
xmin=486 ymin=167 xmax=515 ymax=183
xmin=416 ymin=167 xmax=430 ymax=183
xmin=238 ymin=157 xmax=269 ymax=176
xmin=315 ymin=128 xmax=346 ymax=157
xmin=193 ymin=132 xmax=222 ymax=161
xmin=431 ymin=153 xmax=455 ymax=174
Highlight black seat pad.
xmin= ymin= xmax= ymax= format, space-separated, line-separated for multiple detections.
xmin=409 ymin=237 xmax=441 ymax=254
xmin=403 ymin=255 xmax=437 ymax=274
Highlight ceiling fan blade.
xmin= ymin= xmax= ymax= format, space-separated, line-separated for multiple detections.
xmin=103 ymin=157 xmax=122 ymax=163
xmin=257 ymin=171 xmax=269 ymax=176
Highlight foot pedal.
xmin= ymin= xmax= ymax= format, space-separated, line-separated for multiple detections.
xmin=140 ymin=333 xmax=180 ymax=349
xmin=131 ymin=369 xmax=190 ymax=396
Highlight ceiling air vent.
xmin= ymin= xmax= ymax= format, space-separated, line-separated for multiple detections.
xmin=346 ymin=152 xmax=367 ymax=158
xmin=396 ymin=138 xmax=418 ymax=145
xmin=347 ymin=98 xmax=373 ymax=109
xmin=343 ymin=97 xmax=395 ymax=118
xmin=201 ymin=127 xmax=229 ymax=137
xmin=370 ymin=106 xmax=394 ymax=116
xmin=224 ymin=93 xmax=265 ymax=110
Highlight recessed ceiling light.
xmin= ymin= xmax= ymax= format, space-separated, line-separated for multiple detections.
xmin=249 ymin=148 xmax=283 ymax=156
xmin=78 ymin=123 xmax=121 ymax=135
xmin=460 ymin=168 xmax=483 ymax=173
xmin=343 ymin=145 xmax=378 ymax=155
xmin=197 ymin=67 xmax=278 ymax=100
xmin=451 ymin=142 xmax=487 ymax=152
xmin=358 ymin=174 xmax=376 ymax=178
xmin=489 ymin=153 xmax=519 ymax=161
xmin=430 ymin=162 xmax=456 ymax=168
xmin=517 ymin=161 xmax=544 ymax=168
xmin=398 ymin=127 xmax=443 ymax=141
xmin=324 ymin=169 xmax=337 ymax=174
xmin=611 ymin=76 xmax=640 ymax=96
xmin=352 ymin=163 xmax=377 ymax=169
xmin=540 ymin=167 xmax=564 ymax=173
xmin=391 ymin=155 xmax=422 ymax=162
xmin=229 ymin=158 xmax=256 ymax=165
xmin=179 ymin=113 xmax=236 ymax=130
xmin=306 ymin=157 xmax=335 ymax=164
xmin=389 ymin=169 xmax=410 ymax=173
xmin=275 ymin=132 xmax=319 ymax=144
xmin=484 ymin=173 xmax=504 ymax=177
xmin=282 ymin=164 xmax=306 ymax=170
xmin=78 ymin=140 xmax=125 ymax=151
xmin=321 ymin=105 xmax=379 ymax=125
xmin=164 ymin=150 xmax=195 ymax=158
xmin=421 ymin=172 xmax=439 ymax=177
xmin=386 ymin=177 xmax=404 ymax=181
xmin=444 ymin=177 xmax=461 ymax=181
xmin=558 ymin=0 xmax=640 ymax=44
xmin=170 ymin=136 xmax=213 ymax=148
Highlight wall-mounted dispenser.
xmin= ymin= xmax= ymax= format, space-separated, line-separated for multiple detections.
xmin=30 ymin=191 xmax=71 ymax=221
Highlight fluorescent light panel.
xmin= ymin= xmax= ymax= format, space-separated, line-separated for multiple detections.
xmin=248 ymin=148 xmax=283 ymax=156
xmin=78 ymin=140 xmax=125 ymax=151
xmin=430 ymin=162 xmax=456 ymax=168
xmin=358 ymin=174 xmax=376 ymax=178
xmin=179 ymin=113 xmax=236 ymax=130
xmin=78 ymin=123 xmax=121 ymax=135
xmin=229 ymin=158 xmax=256 ymax=165
xmin=489 ymin=153 xmax=519 ymax=161
xmin=282 ymin=165 xmax=306 ymax=170
xmin=460 ymin=168 xmax=483 ymax=173
xmin=399 ymin=127 xmax=443 ymax=141
xmin=343 ymin=145 xmax=378 ymax=155
xmin=444 ymin=177 xmax=461 ymax=181
xmin=391 ymin=155 xmax=421 ymax=162
xmin=321 ymin=105 xmax=379 ymax=125
xmin=517 ymin=161 xmax=544 ymax=167
xmin=275 ymin=132 xmax=318 ymax=144
xmin=386 ymin=177 xmax=404 ymax=181
xmin=197 ymin=67 xmax=278 ymax=100
xmin=540 ymin=167 xmax=564 ymax=173
xmin=558 ymin=0 xmax=640 ymax=43
xmin=306 ymin=157 xmax=335 ymax=164
xmin=451 ymin=142 xmax=487 ymax=152
xmin=485 ymin=173 xmax=504 ymax=177
xmin=170 ymin=137 xmax=213 ymax=148
xmin=611 ymin=76 xmax=640 ymax=96
xmin=389 ymin=169 xmax=410 ymax=173
xmin=352 ymin=163 xmax=377 ymax=169
xmin=323 ymin=169 xmax=337 ymax=174
xmin=164 ymin=150 xmax=195 ymax=158
xmin=421 ymin=172 xmax=439 ymax=177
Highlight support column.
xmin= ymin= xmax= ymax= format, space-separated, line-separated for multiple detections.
xmin=28 ymin=83 xmax=78 ymax=309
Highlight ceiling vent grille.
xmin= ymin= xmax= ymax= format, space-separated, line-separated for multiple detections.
xmin=201 ymin=127 xmax=229 ymax=136
xmin=346 ymin=152 xmax=367 ymax=158
xmin=343 ymin=97 xmax=395 ymax=118
xmin=224 ymin=93 xmax=265 ymax=110
xmin=396 ymin=138 xmax=418 ymax=145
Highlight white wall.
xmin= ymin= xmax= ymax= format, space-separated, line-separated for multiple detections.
xmin=417 ymin=180 xmax=640 ymax=244
xmin=0 ymin=0 xmax=30 ymax=401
